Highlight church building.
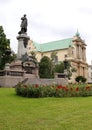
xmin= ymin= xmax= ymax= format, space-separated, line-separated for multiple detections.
xmin=27 ymin=32 xmax=88 ymax=83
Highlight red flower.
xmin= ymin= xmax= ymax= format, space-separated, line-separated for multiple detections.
xmin=23 ymin=85 xmax=27 ymax=88
xmin=57 ymin=85 xmax=63 ymax=89
xmin=63 ymin=86 xmax=68 ymax=91
xmin=57 ymin=85 xmax=68 ymax=91
xmin=76 ymin=87 xmax=79 ymax=91
xmin=65 ymin=87 xmax=68 ymax=91
xmin=35 ymin=84 xmax=39 ymax=88
xmin=86 ymin=86 xmax=90 ymax=90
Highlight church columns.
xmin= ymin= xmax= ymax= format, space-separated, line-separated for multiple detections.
xmin=76 ymin=44 xmax=81 ymax=59
xmin=82 ymin=47 xmax=84 ymax=60
xmin=81 ymin=47 xmax=86 ymax=61
xmin=76 ymin=45 xmax=79 ymax=58
xmin=76 ymin=44 xmax=86 ymax=61
xmin=77 ymin=64 xmax=87 ymax=78
xmin=84 ymin=48 xmax=86 ymax=61
xmin=73 ymin=35 xmax=87 ymax=82
xmin=78 ymin=45 xmax=80 ymax=59
xmin=79 ymin=45 xmax=82 ymax=59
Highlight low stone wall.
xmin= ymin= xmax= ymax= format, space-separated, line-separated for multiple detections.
xmin=0 ymin=76 xmax=68 ymax=87
xmin=0 ymin=76 xmax=24 ymax=87
xmin=0 ymin=70 xmax=68 ymax=87
xmin=0 ymin=70 xmax=36 ymax=87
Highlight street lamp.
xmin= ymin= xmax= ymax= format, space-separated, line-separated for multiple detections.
xmin=64 ymin=55 xmax=68 ymax=70
xmin=63 ymin=55 xmax=68 ymax=77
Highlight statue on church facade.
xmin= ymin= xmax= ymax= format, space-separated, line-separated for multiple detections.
xmin=18 ymin=14 xmax=28 ymax=34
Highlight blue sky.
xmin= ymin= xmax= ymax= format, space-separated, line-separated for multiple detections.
xmin=0 ymin=0 xmax=92 ymax=64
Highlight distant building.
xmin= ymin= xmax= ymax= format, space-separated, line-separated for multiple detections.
xmin=27 ymin=32 xmax=88 ymax=83
xmin=88 ymin=61 xmax=92 ymax=83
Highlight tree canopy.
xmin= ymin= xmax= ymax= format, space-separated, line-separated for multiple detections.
xmin=0 ymin=26 xmax=16 ymax=70
xmin=54 ymin=61 xmax=64 ymax=73
xmin=39 ymin=55 xmax=76 ymax=79
xmin=39 ymin=56 xmax=53 ymax=78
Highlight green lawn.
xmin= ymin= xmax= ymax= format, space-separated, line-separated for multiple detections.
xmin=0 ymin=88 xmax=92 ymax=130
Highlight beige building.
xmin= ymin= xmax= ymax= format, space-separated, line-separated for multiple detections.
xmin=27 ymin=32 xmax=88 ymax=83
xmin=88 ymin=61 xmax=92 ymax=83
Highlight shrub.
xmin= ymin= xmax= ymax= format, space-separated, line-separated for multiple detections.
xmin=75 ymin=76 xmax=87 ymax=83
xmin=15 ymin=83 xmax=92 ymax=98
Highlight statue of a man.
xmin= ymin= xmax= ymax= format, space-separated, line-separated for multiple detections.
xmin=18 ymin=14 xmax=28 ymax=34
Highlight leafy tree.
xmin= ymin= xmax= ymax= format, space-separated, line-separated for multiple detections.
xmin=39 ymin=56 xmax=53 ymax=78
xmin=39 ymin=54 xmax=76 ymax=79
xmin=54 ymin=61 xmax=64 ymax=73
xmin=54 ymin=60 xmax=76 ymax=79
xmin=50 ymin=51 xmax=57 ymax=75
xmin=0 ymin=26 xmax=16 ymax=70
xmin=51 ymin=51 xmax=57 ymax=63
xmin=63 ymin=60 xmax=76 ymax=79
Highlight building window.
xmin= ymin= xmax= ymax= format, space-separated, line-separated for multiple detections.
xmin=54 ymin=56 xmax=58 ymax=63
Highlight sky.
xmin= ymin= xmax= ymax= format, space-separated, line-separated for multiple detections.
xmin=0 ymin=0 xmax=92 ymax=64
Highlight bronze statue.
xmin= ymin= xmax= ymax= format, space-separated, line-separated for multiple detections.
xmin=18 ymin=14 xmax=28 ymax=34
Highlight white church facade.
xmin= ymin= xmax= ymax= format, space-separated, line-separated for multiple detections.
xmin=27 ymin=32 xmax=88 ymax=83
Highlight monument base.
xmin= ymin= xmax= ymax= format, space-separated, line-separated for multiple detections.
xmin=17 ymin=34 xmax=30 ymax=59
xmin=0 ymin=62 xmax=68 ymax=87
xmin=0 ymin=59 xmax=39 ymax=87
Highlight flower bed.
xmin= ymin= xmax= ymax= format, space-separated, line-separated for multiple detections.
xmin=15 ymin=83 xmax=92 ymax=98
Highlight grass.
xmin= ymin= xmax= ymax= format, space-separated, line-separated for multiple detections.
xmin=0 ymin=88 xmax=92 ymax=130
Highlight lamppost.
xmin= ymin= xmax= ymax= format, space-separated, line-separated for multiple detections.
xmin=4 ymin=46 xmax=11 ymax=70
xmin=63 ymin=55 xmax=68 ymax=77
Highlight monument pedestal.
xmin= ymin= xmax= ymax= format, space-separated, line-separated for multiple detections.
xmin=17 ymin=34 xmax=30 ymax=59
xmin=0 ymin=15 xmax=40 ymax=87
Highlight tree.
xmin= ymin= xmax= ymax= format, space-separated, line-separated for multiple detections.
xmin=39 ymin=56 xmax=53 ymax=78
xmin=54 ymin=60 xmax=76 ymax=79
xmin=51 ymin=51 xmax=57 ymax=63
xmin=0 ymin=26 xmax=16 ymax=70
xmin=39 ymin=54 xmax=76 ymax=79
xmin=54 ymin=61 xmax=64 ymax=73
xmin=63 ymin=60 xmax=76 ymax=79
xmin=50 ymin=51 xmax=57 ymax=75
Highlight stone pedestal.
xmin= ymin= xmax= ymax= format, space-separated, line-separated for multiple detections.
xmin=10 ymin=60 xmax=23 ymax=71
xmin=17 ymin=34 xmax=30 ymax=59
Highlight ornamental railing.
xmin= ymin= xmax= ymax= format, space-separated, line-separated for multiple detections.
xmin=0 ymin=70 xmax=24 ymax=76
